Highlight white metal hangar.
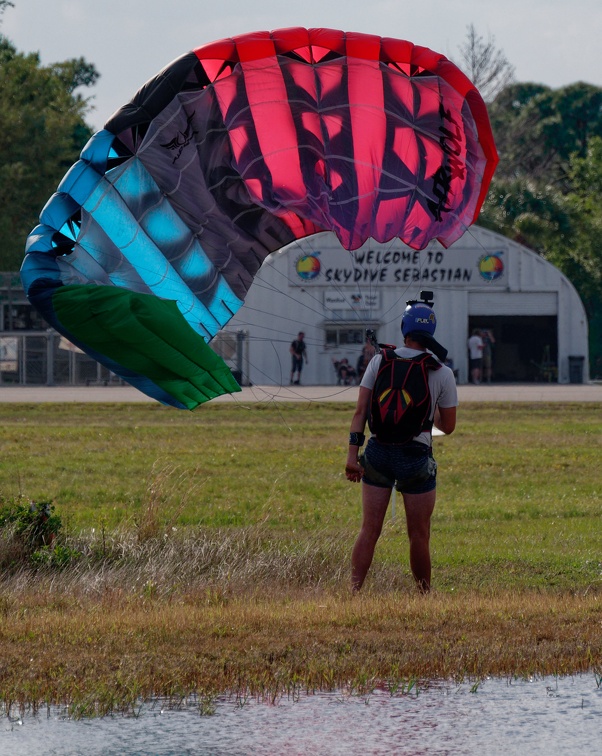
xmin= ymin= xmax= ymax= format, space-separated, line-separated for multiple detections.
xmin=217 ymin=226 xmax=589 ymax=387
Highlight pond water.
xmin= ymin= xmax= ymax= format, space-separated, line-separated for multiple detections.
xmin=2 ymin=675 xmax=601 ymax=755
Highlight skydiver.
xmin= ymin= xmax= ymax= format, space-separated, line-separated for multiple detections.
xmin=345 ymin=299 xmax=458 ymax=593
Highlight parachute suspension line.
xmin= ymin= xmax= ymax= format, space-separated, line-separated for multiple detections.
xmin=235 ymin=244 xmax=384 ymax=402
xmin=230 ymin=233 xmax=441 ymax=397
xmin=463 ymin=224 xmax=500 ymax=258
xmin=226 ymin=233 xmax=368 ymax=332
xmin=261 ymin=242 xmax=376 ymax=325
xmin=226 ymin=338 xmax=318 ymax=429
xmin=202 ymin=234 xmax=354 ymax=399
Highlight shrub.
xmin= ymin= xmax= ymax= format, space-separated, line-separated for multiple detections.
xmin=0 ymin=498 xmax=78 ymax=569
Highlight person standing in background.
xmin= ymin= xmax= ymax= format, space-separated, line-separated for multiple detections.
xmin=290 ymin=332 xmax=308 ymax=385
xmin=356 ymin=339 xmax=377 ymax=382
xmin=467 ymin=329 xmax=484 ymax=384
xmin=481 ymin=329 xmax=495 ymax=383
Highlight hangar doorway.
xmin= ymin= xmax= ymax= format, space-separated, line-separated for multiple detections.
xmin=468 ymin=315 xmax=558 ymax=382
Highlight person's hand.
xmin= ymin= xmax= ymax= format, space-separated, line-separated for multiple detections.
xmin=345 ymin=458 xmax=364 ymax=482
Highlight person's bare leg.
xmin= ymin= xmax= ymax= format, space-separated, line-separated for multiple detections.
xmin=403 ymin=490 xmax=436 ymax=593
xmin=351 ymin=484 xmax=391 ymax=591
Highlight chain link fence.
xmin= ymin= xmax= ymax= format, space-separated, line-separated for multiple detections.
xmin=0 ymin=331 xmax=119 ymax=386
xmin=0 ymin=329 xmax=250 ymax=387
xmin=1 ymin=272 xmax=250 ymax=388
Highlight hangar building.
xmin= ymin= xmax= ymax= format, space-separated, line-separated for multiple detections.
xmin=221 ymin=226 xmax=589 ymax=386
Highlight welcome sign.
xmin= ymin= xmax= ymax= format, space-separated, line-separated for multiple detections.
xmin=290 ymin=243 xmax=507 ymax=289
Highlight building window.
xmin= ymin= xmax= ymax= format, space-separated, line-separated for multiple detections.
xmin=324 ymin=326 xmax=368 ymax=348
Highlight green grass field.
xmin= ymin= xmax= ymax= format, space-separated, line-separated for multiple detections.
xmin=1 ymin=401 xmax=599 ymax=590
xmin=0 ymin=401 xmax=600 ymax=712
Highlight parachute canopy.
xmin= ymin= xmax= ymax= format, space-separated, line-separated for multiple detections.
xmin=22 ymin=27 xmax=498 ymax=409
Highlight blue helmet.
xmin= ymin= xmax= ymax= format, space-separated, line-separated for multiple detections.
xmin=401 ymin=302 xmax=437 ymax=337
xmin=401 ymin=300 xmax=448 ymax=361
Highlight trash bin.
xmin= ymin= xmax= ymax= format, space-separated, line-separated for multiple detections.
xmin=568 ymin=355 xmax=585 ymax=384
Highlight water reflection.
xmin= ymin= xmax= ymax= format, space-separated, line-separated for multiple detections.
xmin=2 ymin=676 xmax=601 ymax=755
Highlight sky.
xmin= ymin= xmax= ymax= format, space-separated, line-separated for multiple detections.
xmin=3 ymin=0 xmax=602 ymax=131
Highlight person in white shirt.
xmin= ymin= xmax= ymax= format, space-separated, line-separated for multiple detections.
xmin=345 ymin=298 xmax=458 ymax=593
xmin=467 ymin=329 xmax=484 ymax=384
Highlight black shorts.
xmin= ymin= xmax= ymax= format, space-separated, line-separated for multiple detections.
xmin=361 ymin=438 xmax=437 ymax=494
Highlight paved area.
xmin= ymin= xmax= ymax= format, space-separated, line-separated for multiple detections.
xmin=0 ymin=383 xmax=601 ymax=404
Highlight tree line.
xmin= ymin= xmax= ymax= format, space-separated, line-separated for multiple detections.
xmin=0 ymin=10 xmax=600 ymax=374
xmin=479 ymin=83 xmax=602 ymax=376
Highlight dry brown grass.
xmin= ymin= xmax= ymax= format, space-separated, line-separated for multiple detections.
xmin=1 ymin=585 xmax=600 ymax=717
xmin=1 ymin=525 xmax=600 ymax=716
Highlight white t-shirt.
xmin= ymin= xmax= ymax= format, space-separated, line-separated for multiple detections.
xmin=467 ymin=334 xmax=484 ymax=360
xmin=360 ymin=347 xmax=458 ymax=446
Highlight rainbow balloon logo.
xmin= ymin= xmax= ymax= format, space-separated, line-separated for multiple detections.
xmin=295 ymin=252 xmax=321 ymax=280
xmin=478 ymin=252 xmax=504 ymax=282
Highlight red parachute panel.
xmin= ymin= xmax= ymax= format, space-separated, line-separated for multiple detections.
xmin=192 ymin=27 xmax=498 ymax=250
